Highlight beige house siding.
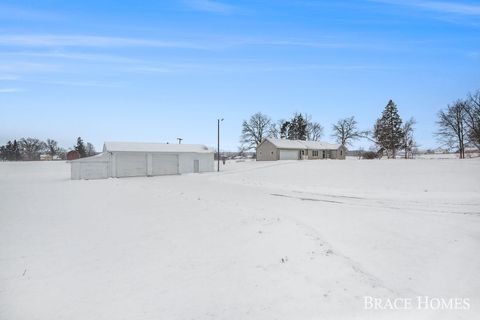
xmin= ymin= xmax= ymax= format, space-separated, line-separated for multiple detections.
xmin=336 ymin=145 xmax=347 ymax=159
xmin=256 ymin=138 xmax=347 ymax=161
xmin=307 ymin=149 xmax=325 ymax=159
xmin=256 ymin=140 xmax=279 ymax=161
xmin=310 ymin=146 xmax=346 ymax=159
xmin=307 ymin=149 xmax=332 ymax=159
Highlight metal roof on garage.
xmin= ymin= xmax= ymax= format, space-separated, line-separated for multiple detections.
xmin=103 ymin=141 xmax=213 ymax=153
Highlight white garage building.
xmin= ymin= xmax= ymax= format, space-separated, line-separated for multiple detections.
xmin=71 ymin=141 xmax=214 ymax=180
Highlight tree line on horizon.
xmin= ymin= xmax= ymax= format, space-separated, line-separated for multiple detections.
xmin=240 ymin=89 xmax=479 ymax=159
xmin=1 ymin=90 xmax=478 ymax=161
xmin=0 ymin=137 xmax=95 ymax=161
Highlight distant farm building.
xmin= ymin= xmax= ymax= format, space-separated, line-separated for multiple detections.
xmin=66 ymin=150 xmax=80 ymax=161
xmin=434 ymin=148 xmax=448 ymax=154
xmin=465 ymin=147 xmax=479 ymax=158
xmin=256 ymin=138 xmax=347 ymax=161
xmin=71 ymin=141 xmax=214 ymax=180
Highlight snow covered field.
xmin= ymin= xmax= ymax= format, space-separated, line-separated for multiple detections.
xmin=1 ymin=158 xmax=479 ymax=319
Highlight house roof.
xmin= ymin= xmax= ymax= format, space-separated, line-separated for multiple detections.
xmin=103 ymin=141 xmax=213 ymax=153
xmin=301 ymin=140 xmax=343 ymax=150
xmin=264 ymin=138 xmax=343 ymax=150
xmin=264 ymin=138 xmax=307 ymax=149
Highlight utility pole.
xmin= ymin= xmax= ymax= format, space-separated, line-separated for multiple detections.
xmin=217 ymin=118 xmax=223 ymax=172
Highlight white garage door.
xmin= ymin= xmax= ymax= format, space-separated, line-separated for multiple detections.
xmin=152 ymin=154 xmax=178 ymax=175
xmin=116 ymin=153 xmax=147 ymax=177
xmin=79 ymin=162 xmax=109 ymax=180
xmin=279 ymin=149 xmax=299 ymax=160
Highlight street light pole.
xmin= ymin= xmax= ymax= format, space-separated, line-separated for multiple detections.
xmin=217 ymin=118 xmax=223 ymax=172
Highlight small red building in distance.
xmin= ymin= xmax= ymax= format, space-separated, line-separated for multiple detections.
xmin=66 ymin=150 xmax=80 ymax=161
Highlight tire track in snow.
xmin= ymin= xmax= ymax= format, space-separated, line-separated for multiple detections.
xmin=271 ymin=191 xmax=480 ymax=216
xmin=270 ymin=193 xmax=342 ymax=204
xmin=267 ymin=212 xmax=399 ymax=296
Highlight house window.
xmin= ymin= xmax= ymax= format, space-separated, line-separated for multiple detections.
xmin=340 ymin=150 xmax=343 ymax=156
xmin=312 ymin=150 xmax=319 ymax=157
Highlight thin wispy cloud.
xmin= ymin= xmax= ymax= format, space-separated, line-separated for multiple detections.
xmin=0 ymin=75 xmax=20 ymax=81
xmin=1 ymin=51 xmax=144 ymax=64
xmin=0 ymin=34 xmax=369 ymax=51
xmin=40 ymin=80 xmax=124 ymax=88
xmin=371 ymin=0 xmax=480 ymax=16
xmin=0 ymin=35 xmax=209 ymax=49
xmin=261 ymin=64 xmax=396 ymax=72
xmin=125 ymin=66 xmax=181 ymax=74
xmin=183 ymin=0 xmax=237 ymax=14
xmin=0 ymin=62 xmax=59 ymax=73
xmin=123 ymin=62 xmax=393 ymax=75
xmin=0 ymin=88 xmax=24 ymax=93
xmin=245 ymin=39 xmax=351 ymax=49
xmin=467 ymin=51 xmax=479 ymax=59
xmin=0 ymin=4 xmax=61 ymax=21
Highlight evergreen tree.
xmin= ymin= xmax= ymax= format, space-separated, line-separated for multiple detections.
xmin=3 ymin=140 xmax=20 ymax=161
xmin=373 ymin=100 xmax=404 ymax=158
xmin=0 ymin=145 xmax=6 ymax=161
xmin=292 ymin=113 xmax=308 ymax=140
xmin=5 ymin=141 xmax=13 ymax=161
xmin=13 ymin=140 xmax=21 ymax=160
xmin=281 ymin=113 xmax=308 ymax=140
xmin=75 ymin=137 xmax=87 ymax=158
xmin=280 ymin=121 xmax=291 ymax=139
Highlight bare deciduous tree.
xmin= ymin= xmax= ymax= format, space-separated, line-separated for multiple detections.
xmin=465 ymin=90 xmax=480 ymax=150
xmin=401 ymin=117 xmax=417 ymax=159
xmin=436 ymin=100 xmax=468 ymax=159
xmin=86 ymin=142 xmax=96 ymax=157
xmin=240 ymin=112 xmax=274 ymax=150
xmin=304 ymin=114 xmax=323 ymax=141
xmin=46 ymin=139 xmax=60 ymax=157
xmin=331 ymin=116 xmax=364 ymax=146
xmin=269 ymin=121 xmax=281 ymax=139
xmin=237 ymin=144 xmax=248 ymax=157
xmin=307 ymin=122 xmax=323 ymax=141
xmin=19 ymin=138 xmax=46 ymax=160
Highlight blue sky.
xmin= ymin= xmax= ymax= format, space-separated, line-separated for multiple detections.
xmin=1 ymin=0 xmax=479 ymax=151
